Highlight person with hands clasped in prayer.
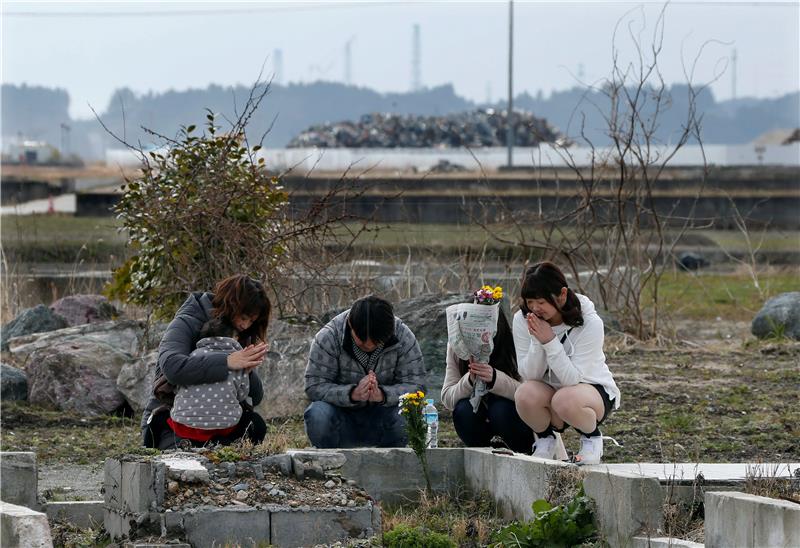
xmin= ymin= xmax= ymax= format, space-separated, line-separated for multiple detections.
xmin=441 ymin=304 xmax=535 ymax=453
xmin=303 ymin=295 xmax=426 ymax=448
xmin=513 ymin=262 xmax=620 ymax=464
xmin=142 ymin=274 xmax=270 ymax=449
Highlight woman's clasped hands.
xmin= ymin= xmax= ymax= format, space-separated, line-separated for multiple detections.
xmin=227 ymin=341 xmax=269 ymax=372
xmin=468 ymin=357 xmax=494 ymax=383
xmin=526 ymin=313 xmax=555 ymax=344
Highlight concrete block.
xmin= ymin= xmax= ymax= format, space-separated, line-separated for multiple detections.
xmin=1 ymin=451 xmax=38 ymax=509
xmin=631 ymin=536 xmax=703 ymax=548
xmin=464 ymin=448 xmax=572 ymax=520
xmin=182 ymin=506 xmax=270 ymax=548
xmin=584 ymin=468 xmax=663 ymax=548
xmin=155 ymin=453 xmax=209 ymax=483
xmin=120 ymin=461 xmax=161 ymax=513
xmin=104 ymin=507 xmax=134 ymax=540
xmin=270 ymin=503 xmax=380 ymax=548
xmin=0 ymin=500 xmax=53 ymax=548
xmin=259 ymin=454 xmax=292 ymax=476
xmin=45 ymin=500 xmax=104 ymax=528
xmin=337 ymin=448 xmax=464 ymax=504
xmin=104 ymin=458 xmax=122 ymax=508
xmin=124 ymin=544 xmax=191 ymax=548
xmin=705 ymin=491 xmax=800 ymax=548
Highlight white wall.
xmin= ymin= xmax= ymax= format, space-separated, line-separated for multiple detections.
xmin=106 ymin=143 xmax=800 ymax=170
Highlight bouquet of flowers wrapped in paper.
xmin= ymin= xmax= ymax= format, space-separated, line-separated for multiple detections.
xmin=446 ymin=285 xmax=503 ymax=412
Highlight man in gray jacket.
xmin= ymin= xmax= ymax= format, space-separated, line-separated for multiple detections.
xmin=304 ymin=295 xmax=426 ymax=448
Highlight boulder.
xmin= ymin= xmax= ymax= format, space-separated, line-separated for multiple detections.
xmin=0 ymin=364 xmax=28 ymax=401
xmin=256 ymin=320 xmax=317 ymax=419
xmin=49 ymin=294 xmax=117 ymax=326
xmin=394 ymin=293 xmax=465 ymax=399
xmin=116 ymin=350 xmax=159 ymax=413
xmin=0 ymin=305 xmax=68 ymax=351
xmin=27 ymin=339 xmax=132 ymax=415
xmin=8 ymin=320 xmax=144 ymax=363
xmin=751 ymin=292 xmax=800 ymax=340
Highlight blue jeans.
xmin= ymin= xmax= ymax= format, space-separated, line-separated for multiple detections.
xmin=304 ymin=401 xmax=408 ymax=448
xmin=452 ymin=394 xmax=535 ymax=454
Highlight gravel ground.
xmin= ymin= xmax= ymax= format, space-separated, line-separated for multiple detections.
xmin=38 ymin=463 xmax=104 ymax=502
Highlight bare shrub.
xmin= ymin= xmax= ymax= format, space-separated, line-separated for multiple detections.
xmin=473 ymin=5 xmax=722 ymax=339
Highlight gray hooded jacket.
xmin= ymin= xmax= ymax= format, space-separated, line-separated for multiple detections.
xmin=304 ymin=310 xmax=426 ymax=407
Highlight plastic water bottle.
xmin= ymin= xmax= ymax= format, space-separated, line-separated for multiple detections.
xmin=423 ymin=399 xmax=439 ymax=448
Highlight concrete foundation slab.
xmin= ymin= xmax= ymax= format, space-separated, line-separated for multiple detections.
xmin=337 ymin=448 xmax=464 ymax=504
xmin=631 ymin=536 xmax=703 ymax=548
xmin=1 ymin=500 xmax=53 ymax=548
xmin=45 ymin=500 xmax=104 ymax=528
xmin=1 ymin=452 xmax=38 ymax=509
xmin=583 ymin=468 xmax=663 ymax=548
xmin=124 ymin=544 xmax=191 ymax=548
xmin=270 ymin=504 xmax=380 ymax=548
xmin=182 ymin=506 xmax=270 ymax=548
xmin=596 ymin=462 xmax=799 ymax=483
xmin=705 ymin=491 xmax=800 ymax=548
xmin=464 ymin=448 xmax=573 ymax=520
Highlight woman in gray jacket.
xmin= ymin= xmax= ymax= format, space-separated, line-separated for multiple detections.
xmin=142 ymin=275 xmax=270 ymax=449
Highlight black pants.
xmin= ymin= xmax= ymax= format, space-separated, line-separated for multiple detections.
xmin=452 ymin=394 xmax=535 ymax=454
xmin=154 ymin=409 xmax=267 ymax=450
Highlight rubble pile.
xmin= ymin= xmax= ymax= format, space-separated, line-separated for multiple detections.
xmin=288 ymin=109 xmax=566 ymax=148
xmin=158 ymin=448 xmax=371 ymax=511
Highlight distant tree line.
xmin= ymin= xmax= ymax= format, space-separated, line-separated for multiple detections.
xmin=2 ymin=82 xmax=798 ymax=160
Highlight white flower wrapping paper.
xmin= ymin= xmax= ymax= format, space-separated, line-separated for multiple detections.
xmin=445 ymin=302 xmax=500 ymax=412
xmin=446 ymin=302 xmax=500 ymax=363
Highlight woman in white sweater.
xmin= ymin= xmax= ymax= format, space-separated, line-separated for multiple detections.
xmin=441 ymin=306 xmax=535 ymax=453
xmin=513 ymin=262 xmax=620 ymax=464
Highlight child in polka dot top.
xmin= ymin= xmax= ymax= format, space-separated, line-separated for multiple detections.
xmin=169 ymin=318 xmax=250 ymax=437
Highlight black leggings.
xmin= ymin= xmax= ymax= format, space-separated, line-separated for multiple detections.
xmin=452 ymin=394 xmax=535 ymax=454
xmin=154 ymin=409 xmax=267 ymax=449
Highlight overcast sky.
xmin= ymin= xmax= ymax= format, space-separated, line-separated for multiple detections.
xmin=2 ymin=0 xmax=798 ymax=119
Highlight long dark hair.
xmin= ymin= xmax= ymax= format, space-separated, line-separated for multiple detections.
xmin=457 ymin=304 xmax=520 ymax=381
xmin=519 ymin=262 xmax=584 ymax=328
xmin=211 ymin=274 xmax=271 ymax=344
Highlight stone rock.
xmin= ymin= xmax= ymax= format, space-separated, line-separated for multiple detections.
xmin=287 ymin=450 xmax=347 ymax=471
xmin=255 ymin=319 xmax=317 ymax=419
xmin=116 ymin=350 xmax=158 ymax=413
xmin=752 ymin=292 xmax=800 ymax=340
xmin=50 ymin=294 xmax=117 ymax=327
xmin=8 ymin=320 xmax=144 ymax=361
xmin=394 ymin=293 xmax=465 ymax=398
xmin=26 ymin=339 xmax=131 ymax=415
xmin=1 ymin=363 xmax=28 ymax=401
xmin=1 ymin=304 xmax=68 ymax=351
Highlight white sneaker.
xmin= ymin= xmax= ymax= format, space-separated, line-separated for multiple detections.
xmin=532 ymin=435 xmax=558 ymax=460
xmin=574 ymin=434 xmax=603 ymax=465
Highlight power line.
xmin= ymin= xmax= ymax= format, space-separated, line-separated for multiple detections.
xmin=4 ymin=4 xmax=378 ymax=18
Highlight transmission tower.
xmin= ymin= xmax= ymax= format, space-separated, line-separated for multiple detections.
xmin=273 ymin=49 xmax=283 ymax=85
xmin=345 ymin=37 xmax=354 ymax=85
xmin=411 ymin=24 xmax=421 ymax=91
xmin=731 ymin=48 xmax=738 ymax=100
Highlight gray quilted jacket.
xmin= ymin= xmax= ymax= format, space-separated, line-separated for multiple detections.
xmin=170 ymin=337 xmax=249 ymax=429
xmin=140 ymin=292 xmax=263 ymax=438
xmin=304 ymin=310 xmax=426 ymax=408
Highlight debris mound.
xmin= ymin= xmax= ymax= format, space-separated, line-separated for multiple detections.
xmin=288 ymin=109 xmax=567 ymax=148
